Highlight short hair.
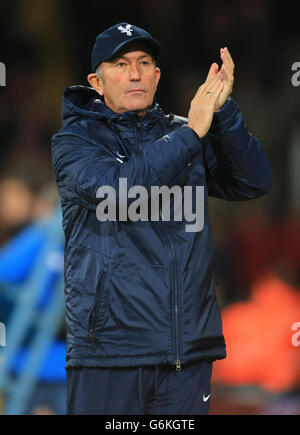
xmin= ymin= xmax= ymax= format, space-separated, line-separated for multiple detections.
xmin=95 ymin=64 xmax=104 ymax=81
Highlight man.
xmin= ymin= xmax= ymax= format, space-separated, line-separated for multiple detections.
xmin=51 ymin=23 xmax=272 ymax=415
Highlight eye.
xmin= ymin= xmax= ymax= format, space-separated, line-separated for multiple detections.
xmin=116 ymin=62 xmax=127 ymax=68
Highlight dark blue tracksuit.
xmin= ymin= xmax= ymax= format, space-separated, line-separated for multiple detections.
xmin=51 ymin=86 xmax=272 ymax=414
xmin=66 ymin=360 xmax=212 ymax=415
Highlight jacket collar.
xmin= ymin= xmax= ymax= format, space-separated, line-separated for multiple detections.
xmin=62 ymin=85 xmax=164 ymax=128
xmin=107 ymin=97 xmax=164 ymax=128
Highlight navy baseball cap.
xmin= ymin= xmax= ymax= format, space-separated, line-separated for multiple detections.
xmin=91 ymin=22 xmax=163 ymax=72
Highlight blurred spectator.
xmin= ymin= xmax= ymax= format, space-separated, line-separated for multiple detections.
xmin=0 ymin=177 xmax=59 ymax=246
xmin=212 ymin=267 xmax=300 ymax=397
xmin=0 ymin=177 xmax=35 ymax=246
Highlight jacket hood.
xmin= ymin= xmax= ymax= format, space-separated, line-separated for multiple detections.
xmin=61 ymin=85 xmax=163 ymax=128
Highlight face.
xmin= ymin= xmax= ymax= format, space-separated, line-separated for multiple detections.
xmin=88 ymin=43 xmax=161 ymax=118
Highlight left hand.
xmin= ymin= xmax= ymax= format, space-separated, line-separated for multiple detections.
xmin=214 ymin=47 xmax=235 ymax=112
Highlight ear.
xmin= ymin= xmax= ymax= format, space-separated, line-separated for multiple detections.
xmin=87 ymin=73 xmax=104 ymax=96
xmin=155 ymin=67 xmax=161 ymax=89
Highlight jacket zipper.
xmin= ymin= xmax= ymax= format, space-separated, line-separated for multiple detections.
xmin=165 ymin=228 xmax=182 ymax=372
xmin=88 ymin=270 xmax=104 ymax=346
xmin=136 ymin=121 xmax=143 ymax=151
xmin=89 ymin=328 xmax=97 ymax=346
xmin=137 ymin=121 xmax=182 ymax=371
xmin=159 ymin=210 xmax=182 ymax=372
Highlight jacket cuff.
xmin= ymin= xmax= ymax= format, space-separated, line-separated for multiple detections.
xmin=177 ymin=124 xmax=202 ymax=157
xmin=210 ymin=97 xmax=240 ymax=134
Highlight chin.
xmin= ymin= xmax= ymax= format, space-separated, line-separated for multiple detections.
xmin=125 ymin=96 xmax=151 ymax=113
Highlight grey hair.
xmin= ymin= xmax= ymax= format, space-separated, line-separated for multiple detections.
xmin=95 ymin=65 xmax=105 ymax=82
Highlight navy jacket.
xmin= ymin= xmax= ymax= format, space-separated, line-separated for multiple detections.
xmin=51 ymin=86 xmax=272 ymax=370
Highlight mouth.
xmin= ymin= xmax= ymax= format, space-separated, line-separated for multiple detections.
xmin=127 ymin=89 xmax=146 ymax=94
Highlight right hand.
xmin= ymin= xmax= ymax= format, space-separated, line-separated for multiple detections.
xmin=187 ymin=63 xmax=224 ymax=138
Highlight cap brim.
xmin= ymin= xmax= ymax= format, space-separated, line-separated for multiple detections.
xmin=108 ymin=36 xmax=163 ymax=62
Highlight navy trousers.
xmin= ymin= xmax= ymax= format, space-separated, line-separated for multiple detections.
xmin=66 ymin=360 xmax=212 ymax=415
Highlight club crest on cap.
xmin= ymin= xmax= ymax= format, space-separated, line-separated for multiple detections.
xmin=117 ymin=24 xmax=133 ymax=36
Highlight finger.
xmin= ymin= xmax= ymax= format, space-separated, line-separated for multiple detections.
xmin=194 ymin=68 xmax=223 ymax=101
xmin=220 ymin=63 xmax=229 ymax=77
xmin=206 ymin=62 xmax=219 ymax=81
xmin=218 ymin=70 xmax=225 ymax=81
xmin=225 ymin=47 xmax=234 ymax=66
xmin=204 ymin=76 xmax=224 ymax=99
xmin=220 ymin=58 xmax=234 ymax=83
xmin=205 ymin=68 xmax=223 ymax=89
xmin=220 ymin=64 xmax=234 ymax=85
xmin=221 ymin=47 xmax=234 ymax=69
xmin=212 ymin=79 xmax=225 ymax=102
xmin=194 ymin=71 xmax=220 ymax=99
xmin=220 ymin=52 xmax=231 ymax=71
xmin=204 ymin=75 xmax=223 ymax=95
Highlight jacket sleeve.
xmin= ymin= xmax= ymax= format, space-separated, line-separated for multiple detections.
xmin=51 ymin=125 xmax=202 ymax=211
xmin=203 ymin=98 xmax=272 ymax=200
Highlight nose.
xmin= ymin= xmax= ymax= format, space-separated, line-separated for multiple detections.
xmin=129 ymin=63 xmax=141 ymax=81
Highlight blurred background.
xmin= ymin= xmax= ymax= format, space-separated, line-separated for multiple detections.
xmin=0 ymin=0 xmax=299 ymax=415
